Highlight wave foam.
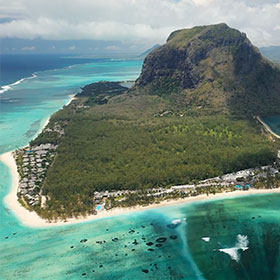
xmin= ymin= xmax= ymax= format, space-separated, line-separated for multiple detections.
xmin=0 ymin=85 xmax=12 ymax=94
xmin=218 ymin=234 xmax=249 ymax=262
xmin=0 ymin=73 xmax=37 ymax=95
xmin=167 ymin=218 xmax=182 ymax=229
xmin=172 ymin=219 xmax=181 ymax=225
xmin=202 ymin=237 xmax=210 ymax=242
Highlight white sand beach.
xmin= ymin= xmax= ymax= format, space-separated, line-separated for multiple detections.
xmin=66 ymin=94 xmax=76 ymax=106
xmin=0 ymin=93 xmax=77 ymax=228
xmin=2 ymin=147 xmax=280 ymax=228
xmin=1 ymin=99 xmax=280 ymax=228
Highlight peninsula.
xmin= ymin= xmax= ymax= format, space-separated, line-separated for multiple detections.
xmin=7 ymin=23 xmax=280 ymax=223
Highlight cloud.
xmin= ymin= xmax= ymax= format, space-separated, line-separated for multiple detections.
xmin=0 ymin=0 xmax=280 ymax=46
xmin=0 ymin=17 xmax=174 ymax=43
xmin=21 ymin=46 xmax=36 ymax=51
xmin=192 ymin=0 xmax=215 ymax=6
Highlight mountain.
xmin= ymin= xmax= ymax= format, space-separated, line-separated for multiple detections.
xmin=22 ymin=25 xmax=280 ymax=219
xmin=260 ymin=46 xmax=280 ymax=63
xmin=137 ymin=44 xmax=161 ymax=58
xmin=134 ymin=23 xmax=280 ymax=116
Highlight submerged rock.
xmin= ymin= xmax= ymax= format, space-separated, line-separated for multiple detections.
xmin=167 ymin=219 xmax=181 ymax=229
xmin=156 ymin=237 xmax=167 ymax=243
xmin=170 ymin=235 xmax=177 ymax=240
xmin=132 ymin=239 xmax=139 ymax=245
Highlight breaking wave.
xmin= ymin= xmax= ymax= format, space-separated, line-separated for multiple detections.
xmin=218 ymin=234 xmax=249 ymax=262
xmin=0 ymin=73 xmax=37 ymax=95
xmin=202 ymin=237 xmax=210 ymax=242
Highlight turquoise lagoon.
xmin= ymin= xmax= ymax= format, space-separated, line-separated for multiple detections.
xmin=1 ymin=58 xmax=280 ymax=279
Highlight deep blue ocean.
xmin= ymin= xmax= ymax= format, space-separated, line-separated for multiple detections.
xmin=1 ymin=54 xmax=280 ymax=279
xmin=0 ymin=54 xmax=108 ymax=86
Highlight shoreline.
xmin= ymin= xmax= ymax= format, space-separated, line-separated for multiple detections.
xmin=42 ymin=94 xmax=75 ymax=132
xmin=2 ymin=147 xmax=280 ymax=228
xmin=1 ymin=105 xmax=280 ymax=228
xmin=66 ymin=94 xmax=76 ymax=106
xmin=0 ymin=94 xmax=77 ymax=228
xmin=256 ymin=116 xmax=280 ymax=139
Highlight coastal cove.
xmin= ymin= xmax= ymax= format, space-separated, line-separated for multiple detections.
xmin=2 ymin=56 xmax=280 ymax=279
xmin=260 ymin=115 xmax=280 ymax=139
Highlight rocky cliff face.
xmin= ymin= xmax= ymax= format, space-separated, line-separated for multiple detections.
xmin=134 ymin=23 xmax=280 ymax=116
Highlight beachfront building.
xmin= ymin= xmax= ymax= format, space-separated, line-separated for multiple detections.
xmin=15 ymin=143 xmax=57 ymax=207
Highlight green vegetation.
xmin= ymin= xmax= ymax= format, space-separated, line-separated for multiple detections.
xmin=105 ymin=185 xmax=236 ymax=209
xmin=254 ymin=173 xmax=280 ymax=189
xmin=27 ymin=81 xmax=279 ymax=219
xmin=21 ymin=24 xmax=280 ymax=219
xmin=76 ymin=81 xmax=128 ymax=106
xmin=137 ymin=23 xmax=280 ymax=117
xmin=167 ymin=23 xmax=242 ymax=49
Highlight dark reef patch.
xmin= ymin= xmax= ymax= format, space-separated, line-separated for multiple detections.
xmin=156 ymin=237 xmax=167 ymax=243
xmin=170 ymin=235 xmax=177 ymax=240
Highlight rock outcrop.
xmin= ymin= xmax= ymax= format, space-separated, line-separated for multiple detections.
xmin=135 ymin=23 xmax=280 ymax=116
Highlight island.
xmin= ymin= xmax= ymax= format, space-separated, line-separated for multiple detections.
xmin=7 ymin=23 xmax=280 ymax=224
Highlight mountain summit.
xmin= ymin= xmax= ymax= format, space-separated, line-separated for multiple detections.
xmin=135 ymin=23 xmax=280 ymax=116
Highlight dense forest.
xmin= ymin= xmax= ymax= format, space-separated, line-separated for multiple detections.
xmin=24 ymin=24 xmax=280 ymax=219
xmin=28 ymin=82 xmax=280 ymax=219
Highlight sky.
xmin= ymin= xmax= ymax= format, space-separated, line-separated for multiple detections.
xmin=1 ymin=0 xmax=280 ymax=54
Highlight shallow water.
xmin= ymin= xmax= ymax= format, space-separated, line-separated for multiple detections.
xmin=262 ymin=115 xmax=280 ymax=136
xmin=186 ymin=193 xmax=280 ymax=279
xmin=1 ymin=57 xmax=280 ymax=279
